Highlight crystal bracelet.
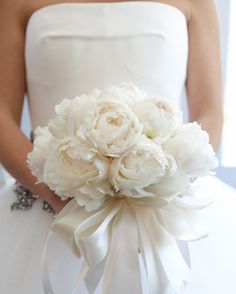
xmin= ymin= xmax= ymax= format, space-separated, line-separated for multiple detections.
xmin=10 ymin=181 xmax=55 ymax=214
xmin=10 ymin=131 xmax=55 ymax=215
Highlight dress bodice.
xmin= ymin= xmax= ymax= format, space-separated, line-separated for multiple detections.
xmin=24 ymin=1 xmax=189 ymax=129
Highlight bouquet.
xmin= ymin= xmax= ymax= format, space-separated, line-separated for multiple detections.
xmin=27 ymin=82 xmax=218 ymax=293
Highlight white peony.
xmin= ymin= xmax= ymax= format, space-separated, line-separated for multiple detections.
xmin=81 ymin=98 xmax=143 ymax=157
xmin=96 ymin=82 xmax=147 ymax=107
xmin=28 ymin=84 xmax=218 ymax=213
xmin=48 ymin=92 xmax=98 ymax=139
xmin=163 ymin=122 xmax=219 ymax=177
xmin=144 ymin=169 xmax=190 ymax=203
xmin=133 ymin=98 xmax=182 ymax=143
xmin=109 ymin=136 xmax=177 ymax=198
xmin=27 ymin=126 xmax=53 ymax=182
xmin=42 ymin=136 xmax=113 ymax=208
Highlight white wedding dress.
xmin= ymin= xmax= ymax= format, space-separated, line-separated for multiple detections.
xmin=1 ymin=2 xmax=236 ymax=294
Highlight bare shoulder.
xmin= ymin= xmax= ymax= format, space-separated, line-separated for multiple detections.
xmin=190 ymin=0 xmax=218 ymax=11
xmin=152 ymin=1 xmax=192 ymax=23
xmin=188 ymin=0 xmax=219 ymax=22
xmin=21 ymin=0 xmax=50 ymax=25
xmin=0 ymin=0 xmax=51 ymax=30
xmin=187 ymin=0 xmax=221 ymax=47
xmin=0 ymin=0 xmax=28 ymax=27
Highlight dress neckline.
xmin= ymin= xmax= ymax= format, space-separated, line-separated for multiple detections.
xmin=26 ymin=1 xmax=187 ymax=32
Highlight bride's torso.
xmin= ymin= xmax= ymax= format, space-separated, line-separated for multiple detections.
xmin=24 ymin=1 xmax=189 ymax=129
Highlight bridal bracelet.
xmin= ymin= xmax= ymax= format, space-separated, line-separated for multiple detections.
xmin=10 ymin=181 xmax=55 ymax=215
xmin=10 ymin=131 xmax=56 ymax=216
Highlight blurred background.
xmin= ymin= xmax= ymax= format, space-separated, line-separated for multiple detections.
xmin=0 ymin=0 xmax=235 ymax=188
xmin=216 ymin=0 xmax=236 ymax=187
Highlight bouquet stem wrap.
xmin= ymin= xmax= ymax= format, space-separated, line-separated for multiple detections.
xmin=41 ymin=197 xmax=201 ymax=294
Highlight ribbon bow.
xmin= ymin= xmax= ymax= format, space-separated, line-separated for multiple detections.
xmin=41 ymin=193 xmax=211 ymax=294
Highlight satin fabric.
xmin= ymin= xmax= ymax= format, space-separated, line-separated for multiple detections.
xmin=25 ymin=2 xmax=188 ymax=129
xmin=0 ymin=2 xmax=236 ymax=294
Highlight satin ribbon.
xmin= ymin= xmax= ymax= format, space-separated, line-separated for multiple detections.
xmin=41 ymin=195 xmax=210 ymax=294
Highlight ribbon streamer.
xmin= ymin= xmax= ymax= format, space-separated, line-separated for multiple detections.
xmin=41 ymin=195 xmax=209 ymax=294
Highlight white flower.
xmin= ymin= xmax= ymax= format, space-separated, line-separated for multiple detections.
xmin=133 ymin=98 xmax=182 ymax=143
xmin=48 ymin=94 xmax=96 ymax=139
xmin=27 ymin=126 xmax=53 ymax=182
xmin=109 ymin=136 xmax=177 ymax=198
xmin=42 ymin=136 xmax=113 ymax=207
xmin=97 ymin=82 xmax=147 ymax=107
xmin=81 ymin=98 xmax=143 ymax=157
xmin=144 ymin=170 xmax=190 ymax=203
xmin=163 ymin=122 xmax=219 ymax=177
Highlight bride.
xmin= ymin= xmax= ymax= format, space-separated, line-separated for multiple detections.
xmin=0 ymin=0 xmax=236 ymax=293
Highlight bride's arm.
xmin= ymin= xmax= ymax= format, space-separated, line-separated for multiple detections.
xmin=186 ymin=0 xmax=224 ymax=151
xmin=0 ymin=1 xmax=69 ymax=213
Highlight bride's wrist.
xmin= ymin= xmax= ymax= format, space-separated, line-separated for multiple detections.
xmin=44 ymin=189 xmax=72 ymax=214
xmin=31 ymin=182 xmax=63 ymax=212
xmin=29 ymin=180 xmax=72 ymax=214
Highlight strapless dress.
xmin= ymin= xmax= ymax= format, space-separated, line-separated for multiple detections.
xmin=0 ymin=2 xmax=236 ymax=294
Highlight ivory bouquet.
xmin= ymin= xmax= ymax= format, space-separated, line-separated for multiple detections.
xmin=28 ymin=82 xmax=218 ymax=293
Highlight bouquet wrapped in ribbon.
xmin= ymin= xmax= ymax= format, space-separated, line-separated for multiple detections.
xmin=27 ymin=82 xmax=218 ymax=294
